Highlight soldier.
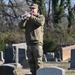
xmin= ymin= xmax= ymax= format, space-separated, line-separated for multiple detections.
xmin=18 ymin=3 xmax=45 ymax=75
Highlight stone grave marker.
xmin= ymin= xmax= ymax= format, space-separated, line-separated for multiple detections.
xmin=0 ymin=51 xmax=4 ymax=61
xmin=4 ymin=45 xmax=15 ymax=63
xmin=42 ymin=54 xmax=47 ymax=62
xmin=19 ymin=48 xmax=26 ymax=63
xmin=4 ymin=43 xmax=27 ymax=68
xmin=70 ymin=49 xmax=75 ymax=69
xmin=18 ymin=48 xmax=29 ymax=68
xmin=12 ymin=43 xmax=27 ymax=63
xmin=37 ymin=66 xmax=65 ymax=75
xmin=46 ymin=52 xmax=55 ymax=61
xmin=0 ymin=64 xmax=16 ymax=75
xmin=11 ymin=44 xmax=22 ymax=68
xmin=55 ymin=51 xmax=61 ymax=62
xmin=4 ymin=44 xmax=22 ymax=68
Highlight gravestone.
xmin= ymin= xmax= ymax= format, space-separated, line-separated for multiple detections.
xmin=42 ymin=54 xmax=47 ymax=62
xmin=37 ymin=66 xmax=65 ymax=75
xmin=12 ymin=43 xmax=27 ymax=68
xmin=19 ymin=48 xmax=26 ymax=64
xmin=0 ymin=51 xmax=4 ymax=61
xmin=55 ymin=51 xmax=61 ymax=62
xmin=4 ymin=43 xmax=27 ymax=68
xmin=0 ymin=64 xmax=16 ymax=75
xmin=11 ymin=44 xmax=22 ymax=68
xmin=4 ymin=45 xmax=15 ymax=63
xmin=46 ymin=52 xmax=55 ymax=61
xmin=70 ymin=49 xmax=75 ymax=69
xmin=4 ymin=44 xmax=22 ymax=68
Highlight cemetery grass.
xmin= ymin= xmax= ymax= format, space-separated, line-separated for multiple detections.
xmin=44 ymin=61 xmax=75 ymax=75
xmin=0 ymin=61 xmax=75 ymax=75
xmin=15 ymin=61 xmax=75 ymax=75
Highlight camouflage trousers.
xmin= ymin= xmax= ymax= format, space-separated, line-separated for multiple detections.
xmin=27 ymin=43 xmax=43 ymax=75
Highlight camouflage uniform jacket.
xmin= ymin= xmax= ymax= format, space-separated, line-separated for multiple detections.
xmin=19 ymin=13 xmax=45 ymax=45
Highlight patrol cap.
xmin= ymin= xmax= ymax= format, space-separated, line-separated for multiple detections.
xmin=30 ymin=4 xmax=38 ymax=9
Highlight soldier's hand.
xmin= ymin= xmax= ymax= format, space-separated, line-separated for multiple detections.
xmin=26 ymin=13 xmax=31 ymax=18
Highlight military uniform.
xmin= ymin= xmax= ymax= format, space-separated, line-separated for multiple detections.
xmin=19 ymin=4 xmax=45 ymax=75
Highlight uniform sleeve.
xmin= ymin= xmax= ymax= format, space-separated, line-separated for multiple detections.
xmin=18 ymin=19 xmax=27 ymax=29
xmin=30 ymin=15 xmax=45 ymax=26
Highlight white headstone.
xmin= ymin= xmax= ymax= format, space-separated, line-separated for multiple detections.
xmin=37 ymin=66 xmax=65 ymax=75
xmin=0 ymin=51 xmax=4 ymax=62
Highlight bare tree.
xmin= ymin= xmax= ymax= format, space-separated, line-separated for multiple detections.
xmin=0 ymin=0 xmax=30 ymax=31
